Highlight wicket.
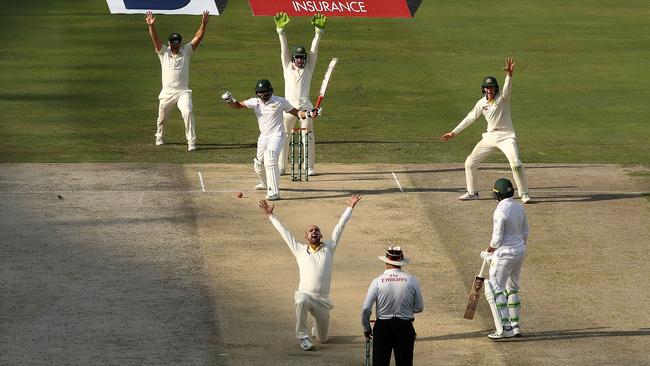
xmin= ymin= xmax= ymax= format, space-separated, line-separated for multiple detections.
xmin=290 ymin=128 xmax=309 ymax=181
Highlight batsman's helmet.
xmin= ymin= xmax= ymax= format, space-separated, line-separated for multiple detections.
xmin=493 ymin=178 xmax=514 ymax=201
xmin=481 ymin=76 xmax=499 ymax=94
xmin=168 ymin=33 xmax=182 ymax=44
xmin=255 ymin=79 xmax=273 ymax=93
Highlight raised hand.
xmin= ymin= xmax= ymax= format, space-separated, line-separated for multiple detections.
xmin=311 ymin=13 xmax=327 ymax=29
xmin=201 ymin=10 xmax=210 ymax=25
xmin=274 ymin=12 xmax=290 ymax=29
xmin=259 ymin=199 xmax=275 ymax=216
xmin=347 ymin=194 xmax=362 ymax=208
xmin=145 ymin=11 xmax=156 ymax=26
xmin=503 ymin=57 xmax=516 ymax=76
xmin=439 ymin=132 xmax=456 ymax=142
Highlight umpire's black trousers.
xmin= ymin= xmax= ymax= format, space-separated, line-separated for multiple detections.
xmin=372 ymin=318 xmax=416 ymax=366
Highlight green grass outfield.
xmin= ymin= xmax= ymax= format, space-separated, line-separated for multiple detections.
xmin=1 ymin=0 xmax=648 ymax=164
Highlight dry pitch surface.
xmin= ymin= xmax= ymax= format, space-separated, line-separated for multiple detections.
xmin=1 ymin=163 xmax=649 ymax=365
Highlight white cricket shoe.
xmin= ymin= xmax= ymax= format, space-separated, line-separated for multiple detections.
xmin=520 ymin=193 xmax=532 ymax=204
xmin=307 ymin=168 xmax=316 ymax=176
xmin=487 ymin=328 xmax=515 ymax=340
xmin=299 ymin=337 xmax=314 ymax=351
xmin=254 ymin=183 xmax=266 ymax=190
xmin=266 ymin=194 xmax=281 ymax=201
xmin=187 ymin=144 xmax=196 ymax=152
xmin=458 ymin=192 xmax=480 ymax=201
xmin=512 ymin=326 xmax=522 ymax=337
xmin=155 ymin=138 xmax=164 ymax=146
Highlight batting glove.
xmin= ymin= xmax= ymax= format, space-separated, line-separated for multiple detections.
xmin=311 ymin=13 xmax=327 ymax=29
xmin=274 ymin=12 xmax=290 ymax=29
xmin=305 ymin=107 xmax=321 ymax=119
xmin=480 ymin=251 xmax=493 ymax=260
xmin=221 ymin=91 xmax=236 ymax=104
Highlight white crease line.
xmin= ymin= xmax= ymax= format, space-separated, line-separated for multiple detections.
xmin=198 ymin=172 xmax=206 ymax=193
xmin=391 ymin=172 xmax=404 ymax=192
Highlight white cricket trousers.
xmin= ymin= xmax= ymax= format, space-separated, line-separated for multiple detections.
xmin=256 ymin=132 xmax=285 ymax=164
xmin=488 ymin=246 xmax=526 ymax=293
xmin=465 ymin=132 xmax=529 ymax=195
xmin=278 ymin=113 xmax=315 ymax=172
xmin=294 ymin=291 xmax=332 ymax=342
xmin=155 ymin=90 xmax=196 ymax=145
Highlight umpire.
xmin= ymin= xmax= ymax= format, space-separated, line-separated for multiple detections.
xmin=361 ymin=246 xmax=424 ymax=366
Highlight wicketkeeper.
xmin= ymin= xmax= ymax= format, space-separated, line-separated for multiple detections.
xmin=274 ymin=12 xmax=327 ymax=176
xmin=481 ymin=178 xmax=529 ymax=339
xmin=222 ymin=80 xmax=319 ymax=200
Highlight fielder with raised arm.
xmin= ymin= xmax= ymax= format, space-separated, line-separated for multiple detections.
xmin=480 ymin=178 xmax=529 ymax=339
xmin=145 ymin=11 xmax=209 ymax=152
xmin=274 ymin=12 xmax=327 ymax=176
xmin=440 ymin=57 xmax=531 ymax=203
xmin=259 ymin=194 xmax=362 ymax=351
xmin=222 ymin=80 xmax=319 ymax=200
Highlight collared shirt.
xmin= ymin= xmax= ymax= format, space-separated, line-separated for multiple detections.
xmin=490 ymin=197 xmax=529 ymax=251
xmin=268 ymin=207 xmax=353 ymax=299
xmin=452 ymin=75 xmax=515 ymax=136
xmin=278 ymin=29 xmax=322 ymax=109
xmin=361 ymin=268 xmax=424 ymax=332
xmin=243 ymin=95 xmax=296 ymax=137
xmin=157 ymin=43 xmax=194 ymax=98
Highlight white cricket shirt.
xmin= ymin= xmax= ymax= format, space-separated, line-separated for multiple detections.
xmin=157 ymin=43 xmax=194 ymax=98
xmin=268 ymin=207 xmax=353 ymax=299
xmin=361 ymin=268 xmax=424 ymax=332
xmin=278 ymin=29 xmax=322 ymax=109
xmin=453 ymin=75 xmax=515 ymax=136
xmin=490 ymin=197 xmax=529 ymax=251
xmin=243 ymin=95 xmax=295 ymax=137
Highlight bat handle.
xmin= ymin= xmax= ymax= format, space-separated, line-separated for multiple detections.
xmin=478 ymin=258 xmax=489 ymax=277
xmin=315 ymin=95 xmax=324 ymax=109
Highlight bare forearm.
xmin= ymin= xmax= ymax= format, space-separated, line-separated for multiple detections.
xmin=148 ymin=25 xmax=162 ymax=51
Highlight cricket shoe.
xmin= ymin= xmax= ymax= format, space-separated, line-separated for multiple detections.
xmin=266 ymin=194 xmax=281 ymax=201
xmin=299 ymin=337 xmax=314 ymax=351
xmin=307 ymin=168 xmax=317 ymax=176
xmin=520 ymin=193 xmax=532 ymax=204
xmin=155 ymin=137 xmax=164 ymax=146
xmin=254 ymin=183 xmax=267 ymax=190
xmin=458 ymin=192 xmax=480 ymax=201
xmin=487 ymin=328 xmax=515 ymax=340
xmin=187 ymin=144 xmax=196 ymax=152
xmin=512 ymin=325 xmax=522 ymax=337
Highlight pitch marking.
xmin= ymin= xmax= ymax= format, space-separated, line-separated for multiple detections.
xmin=391 ymin=172 xmax=404 ymax=192
xmin=198 ymin=171 xmax=206 ymax=193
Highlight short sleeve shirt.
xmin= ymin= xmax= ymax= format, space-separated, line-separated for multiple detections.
xmin=157 ymin=43 xmax=194 ymax=98
xmin=243 ymin=95 xmax=295 ymax=137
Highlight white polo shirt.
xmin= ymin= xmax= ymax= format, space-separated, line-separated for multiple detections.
xmin=361 ymin=268 xmax=424 ymax=332
xmin=243 ymin=95 xmax=295 ymax=137
xmin=490 ymin=197 xmax=529 ymax=251
xmin=157 ymin=43 xmax=194 ymax=98
xmin=452 ymin=75 xmax=515 ymax=136
xmin=268 ymin=207 xmax=353 ymax=299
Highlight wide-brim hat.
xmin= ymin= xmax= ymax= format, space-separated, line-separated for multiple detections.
xmin=378 ymin=245 xmax=410 ymax=266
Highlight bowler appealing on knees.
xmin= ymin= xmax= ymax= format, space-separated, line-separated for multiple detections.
xmin=440 ymin=57 xmax=532 ymax=203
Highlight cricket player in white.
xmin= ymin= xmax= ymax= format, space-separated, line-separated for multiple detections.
xmin=440 ymin=57 xmax=531 ymax=203
xmin=222 ymin=80 xmax=320 ymax=200
xmin=145 ymin=11 xmax=209 ymax=152
xmin=480 ymin=178 xmax=529 ymax=339
xmin=259 ymin=194 xmax=362 ymax=351
xmin=273 ymin=12 xmax=327 ymax=176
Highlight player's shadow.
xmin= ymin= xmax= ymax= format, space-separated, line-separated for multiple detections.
xmin=417 ymin=327 xmax=650 ymax=342
xmin=190 ymin=142 xmax=257 ymax=150
xmin=279 ymin=187 xmax=461 ymax=201
xmin=526 ymin=192 xmax=649 ymax=203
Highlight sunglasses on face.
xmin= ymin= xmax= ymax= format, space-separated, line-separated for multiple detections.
xmin=294 ymin=55 xmax=306 ymax=59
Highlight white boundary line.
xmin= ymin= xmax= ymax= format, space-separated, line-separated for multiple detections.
xmin=391 ymin=172 xmax=404 ymax=192
xmin=198 ymin=172 xmax=206 ymax=193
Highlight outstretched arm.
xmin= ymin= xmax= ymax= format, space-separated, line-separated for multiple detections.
xmin=221 ymin=91 xmax=246 ymax=109
xmin=330 ymin=194 xmax=362 ymax=249
xmin=503 ymin=57 xmax=515 ymax=77
xmin=500 ymin=57 xmax=515 ymax=99
xmin=308 ymin=13 xmax=327 ymax=70
xmin=145 ymin=11 xmax=162 ymax=52
xmin=287 ymin=107 xmax=320 ymax=120
xmin=274 ymin=12 xmax=292 ymax=66
xmin=260 ymin=199 xmax=302 ymax=256
xmin=190 ymin=11 xmax=210 ymax=51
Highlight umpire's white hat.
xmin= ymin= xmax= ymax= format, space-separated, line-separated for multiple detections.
xmin=378 ymin=245 xmax=410 ymax=266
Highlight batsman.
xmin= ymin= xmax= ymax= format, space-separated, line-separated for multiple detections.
xmin=481 ymin=178 xmax=529 ymax=339
xmin=274 ymin=12 xmax=328 ymax=176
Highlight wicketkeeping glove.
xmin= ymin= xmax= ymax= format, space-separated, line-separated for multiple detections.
xmin=274 ymin=12 xmax=290 ymax=29
xmin=221 ymin=91 xmax=236 ymax=104
xmin=311 ymin=13 xmax=327 ymax=29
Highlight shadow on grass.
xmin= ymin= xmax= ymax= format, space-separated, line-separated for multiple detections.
xmin=418 ymin=327 xmax=650 ymax=342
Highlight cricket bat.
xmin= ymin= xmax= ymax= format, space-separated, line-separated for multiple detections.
xmin=463 ymin=259 xmax=489 ymax=320
xmin=314 ymin=58 xmax=339 ymax=109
